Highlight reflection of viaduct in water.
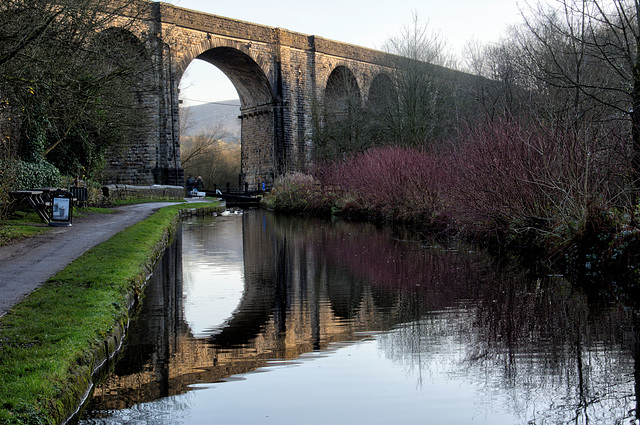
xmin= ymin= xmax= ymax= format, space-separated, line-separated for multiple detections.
xmin=88 ymin=212 xmax=410 ymax=411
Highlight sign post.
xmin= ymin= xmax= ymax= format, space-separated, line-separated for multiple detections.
xmin=50 ymin=190 xmax=73 ymax=227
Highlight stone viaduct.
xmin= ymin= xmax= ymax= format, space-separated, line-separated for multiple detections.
xmin=105 ymin=1 xmax=472 ymax=189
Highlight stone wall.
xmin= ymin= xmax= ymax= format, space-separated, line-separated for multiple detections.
xmin=240 ymin=109 xmax=276 ymax=188
xmin=101 ymin=184 xmax=185 ymax=200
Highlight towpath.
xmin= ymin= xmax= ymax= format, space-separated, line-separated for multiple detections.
xmin=0 ymin=201 xmax=188 ymax=317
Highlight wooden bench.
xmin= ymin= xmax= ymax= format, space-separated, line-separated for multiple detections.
xmin=10 ymin=190 xmax=49 ymax=223
xmin=69 ymin=187 xmax=88 ymax=207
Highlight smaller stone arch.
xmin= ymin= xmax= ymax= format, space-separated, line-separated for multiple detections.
xmin=363 ymin=72 xmax=397 ymax=145
xmin=324 ymin=65 xmax=362 ymax=120
xmin=94 ymin=27 xmax=146 ymax=56
xmin=366 ymin=72 xmax=396 ymax=111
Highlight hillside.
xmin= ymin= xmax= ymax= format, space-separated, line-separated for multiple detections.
xmin=180 ymin=99 xmax=241 ymax=142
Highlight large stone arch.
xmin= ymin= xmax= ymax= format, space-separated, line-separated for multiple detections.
xmin=176 ymin=39 xmax=280 ymax=188
xmin=196 ymin=47 xmax=273 ymax=107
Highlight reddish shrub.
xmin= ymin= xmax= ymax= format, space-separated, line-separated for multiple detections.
xmin=265 ymin=172 xmax=336 ymax=215
xmin=448 ymin=119 xmax=630 ymax=240
xmin=318 ymin=146 xmax=448 ymax=226
xmin=272 ymin=120 xmax=630 ymax=251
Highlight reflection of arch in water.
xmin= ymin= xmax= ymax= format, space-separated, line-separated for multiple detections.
xmin=207 ymin=274 xmax=279 ymax=349
xmin=325 ymin=270 xmax=365 ymax=320
xmin=207 ymin=228 xmax=290 ymax=348
xmin=88 ymin=214 xmax=640 ymax=423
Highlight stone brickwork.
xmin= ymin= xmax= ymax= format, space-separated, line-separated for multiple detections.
xmin=101 ymin=184 xmax=185 ymax=200
xmin=104 ymin=1 xmax=461 ymax=188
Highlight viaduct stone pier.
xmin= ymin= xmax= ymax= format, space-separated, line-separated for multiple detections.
xmin=105 ymin=2 xmax=460 ymax=188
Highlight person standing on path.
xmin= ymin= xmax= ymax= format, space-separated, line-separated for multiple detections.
xmin=186 ymin=176 xmax=196 ymax=196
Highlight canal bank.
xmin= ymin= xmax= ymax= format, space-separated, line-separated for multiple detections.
xmin=0 ymin=202 xmax=224 ymax=425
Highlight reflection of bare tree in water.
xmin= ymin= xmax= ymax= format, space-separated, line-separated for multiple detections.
xmin=266 ymin=212 xmax=640 ymax=423
xmin=632 ymin=312 xmax=640 ymax=425
xmin=428 ymin=271 xmax=635 ymax=424
xmin=371 ymin=275 xmax=638 ymax=423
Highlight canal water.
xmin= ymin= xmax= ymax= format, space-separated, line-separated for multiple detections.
xmin=79 ymin=210 xmax=639 ymax=424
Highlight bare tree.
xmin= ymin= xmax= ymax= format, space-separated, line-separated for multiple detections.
xmin=463 ymin=35 xmax=541 ymax=122
xmin=518 ymin=0 xmax=640 ymax=193
xmin=381 ymin=12 xmax=459 ymax=149
xmin=455 ymin=0 xmax=636 ymax=240
xmin=0 ymin=0 xmax=153 ymax=179
xmin=180 ymin=124 xmax=241 ymax=189
xmin=181 ymin=124 xmax=228 ymax=167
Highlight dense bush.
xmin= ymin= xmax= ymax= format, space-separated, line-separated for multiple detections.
xmin=449 ymin=120 xmax=630 ymax=243
xmin=0 ymin=159 xmax=62 ymax=218
xmin=267 ymin=120 xmax=632 ymax=260
xmin=263 ymin=172 xmax=335 ymax=215
xmin=318 ymin=146 xmax=447 ymax=227
xmin=17 ymin=160 xmax=63 ymax=190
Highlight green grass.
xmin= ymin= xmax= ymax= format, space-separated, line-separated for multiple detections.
xmin=0 ymin=211 xmax=51 ymax=247
xmin=0 ymin=200 xmax=176 ymax=247
xmin=0 ymin=207 xmax=118 ymax=247
xmin=0 ymin=201 xmax=223 ymax=424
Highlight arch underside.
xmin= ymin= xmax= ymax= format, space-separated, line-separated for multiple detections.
xmin=196 ymin=47 xmax=272 ymax=107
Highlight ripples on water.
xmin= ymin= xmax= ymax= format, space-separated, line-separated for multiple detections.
xmin=79 ymin=210 xmax=640 ymax=425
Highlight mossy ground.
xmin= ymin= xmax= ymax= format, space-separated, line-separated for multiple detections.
xmin=0 ymin=211 xmax=50 ymax=247
xmin=0 ymin=202 xmax=223 ymax=424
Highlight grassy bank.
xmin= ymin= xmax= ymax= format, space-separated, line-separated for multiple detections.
xmin=0 ymin=202 xmax=223 ymax=425
xmin=0 ymin=199 xmax=180 ymax=248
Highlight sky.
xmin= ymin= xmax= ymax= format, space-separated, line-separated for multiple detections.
xmin=169 ymin=0 xmax=526 ymax=105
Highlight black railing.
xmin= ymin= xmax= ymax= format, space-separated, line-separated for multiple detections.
xmin=69 ymin=187 xmax=88 ymax=207
xmin=210 ymin=182 xmax=271 ymax=196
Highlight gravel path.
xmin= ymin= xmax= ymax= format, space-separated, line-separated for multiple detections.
xmin=0 ymin=202 xmax=181 ymax=317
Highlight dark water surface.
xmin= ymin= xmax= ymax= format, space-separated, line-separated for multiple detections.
xmin=79 ymin=210 xmax=640 ymax=424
